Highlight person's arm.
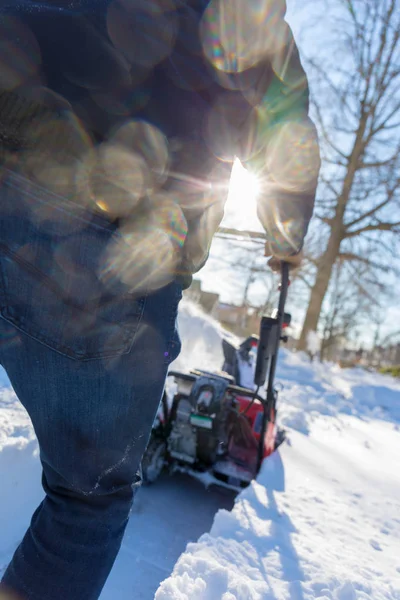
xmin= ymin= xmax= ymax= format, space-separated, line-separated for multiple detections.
xmin=245 ymin=5 xmax=321 ymax=264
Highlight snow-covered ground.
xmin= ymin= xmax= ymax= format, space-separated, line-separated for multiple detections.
xmin=1 ymin=299 xmax=400 ymax=599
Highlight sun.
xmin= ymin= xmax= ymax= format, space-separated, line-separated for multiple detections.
xmin=222 ymin=159 xmax=262 ymax=231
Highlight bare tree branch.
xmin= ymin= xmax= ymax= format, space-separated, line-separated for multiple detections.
xmin=344 ymin=186 xmax=399 ymax=227
xmin=345 ymin=220 xmax=400 ymax=238
xmin=299 ymin=0 xmax=400 ymax=351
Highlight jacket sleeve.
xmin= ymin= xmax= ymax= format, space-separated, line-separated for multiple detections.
xmin=244 ymin=6 xmax=321 ymax=257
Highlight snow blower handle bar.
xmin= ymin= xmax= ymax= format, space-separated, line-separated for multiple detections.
xmin=254 ymin=261 xmax=290 ymax=388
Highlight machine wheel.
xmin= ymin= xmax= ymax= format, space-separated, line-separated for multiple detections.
xmin=141 ymin=436 xmax=167 ymax=484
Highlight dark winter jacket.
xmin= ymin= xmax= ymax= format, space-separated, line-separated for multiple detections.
xmin=0 ymin=0 xmax=320 ymax=290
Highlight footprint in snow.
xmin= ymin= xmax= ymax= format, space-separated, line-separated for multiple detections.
xmin=380 ymin=527 xmax=390 ymax=535
xmin=337 ymin=582 xmax=356 ymax=600
xmin=369 ymin=539 xmax=382 ymax=551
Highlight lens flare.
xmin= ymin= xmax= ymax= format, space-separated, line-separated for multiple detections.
xmin=166 ymin=174 xmax=213 ymax=219
xmin=200 ymin=0 xmax=288 ymax=73
xmin=19 ymin=102 xmax=95 ymax=222
xmin=149 ymin=193 xmax=188 ymax=248
xmin=223 ymin=159 xmax=261 ymax=230
xmin=0 ymin=17 xmax=42 ymax=90
xmin=266 ymin=120 xmax=321 ymax=193
xmin=164 ymin=5 xmax=214 ymax=91
xmin=91 ymin=84 xmax=151 ymax=117
xmin=24 ymin=102 xmax=93 ymax=164
xmin=84 ymin=144 xmax=148 ymax=219
xmin=256 ymin=183 xmax=309 ymax=255
xmin=107 ymin=0 xmax=178 ymax=69
xmin=110 ymin=120 xmax=170 ymax=190
xmin=182 ymin=197 xmax=225 ymax=273
xmin=61 ymin=17 xmax=131 ymax=92
xmin=100 ymin=196 xmax=187 ymax=293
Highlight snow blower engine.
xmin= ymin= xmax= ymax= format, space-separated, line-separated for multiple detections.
xmin=141 ymin=263 xmax=291 ymax=492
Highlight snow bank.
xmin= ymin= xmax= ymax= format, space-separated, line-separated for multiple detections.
xmin=0 ymin=382 xmax=42 ymax=570
xmin=173 ymin=298 xmax=238 ymax=373
xmin=1 ymin=299 xmax=399 ymax=600
xmin=176 ymin=300 xmax=400 ymax=435
xmin=156 ymin=303 xmax=400 ymax=600
xmin=156 ymin=418 xmax=400 ymax=600
xmin=277 ymin=351 xmax=400 ymax=434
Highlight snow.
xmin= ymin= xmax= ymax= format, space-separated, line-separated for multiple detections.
xmin=306 ymin=331 xmax=321 ymax=358
xmin=0 ymin=380 xmax=42 ymax=564
xmin=157 ymin=419 xmax=400 ymax=600
xmin=100 ymin=473 xmax=234 ymax=600
xmin=1 ymin=300 xmax=400 ymax=599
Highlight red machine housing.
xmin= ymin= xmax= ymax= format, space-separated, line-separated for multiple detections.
xmin=236 ymin=395 xmax=276 ymax=459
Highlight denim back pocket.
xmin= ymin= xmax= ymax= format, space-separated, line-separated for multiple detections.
xmin=0 ymin=170 xmax=146 ymax=360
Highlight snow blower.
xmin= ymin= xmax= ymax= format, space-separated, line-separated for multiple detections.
xmin=141 ymin=262 xmax=291 ymax=492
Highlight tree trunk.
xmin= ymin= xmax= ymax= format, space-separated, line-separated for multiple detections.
xmin=298 ymin=112 xmax=368 ymax=351
xmin=298 ymin=229 xmax=342 ymax=351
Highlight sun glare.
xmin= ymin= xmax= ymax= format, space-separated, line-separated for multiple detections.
xmin=222 ymin=159 xmax=262 ymax=231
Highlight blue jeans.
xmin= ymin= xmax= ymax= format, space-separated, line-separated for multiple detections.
xmin=0 ymin=169 xmax=182 ymax=599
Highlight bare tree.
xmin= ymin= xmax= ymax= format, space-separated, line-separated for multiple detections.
xmin=298 ymin=0 xmax=400 ymax=350
xmin=318 ymin=257 xmax=381 ymax=361
xmin=213 ymin=230 xmax=276 ymax=306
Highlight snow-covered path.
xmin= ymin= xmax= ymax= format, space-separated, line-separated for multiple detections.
xmin=156 ymin=303 xmax=400 ymax=600
xmin=157 ymin=416 xmax=400 ymax=600
xmin=0 ymin=386 xmax=234 ymax=600
xmin=1 ymin=299 xmax=400 ymax=599
xmin=100 ymin=474 xmax=234 ymax=600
